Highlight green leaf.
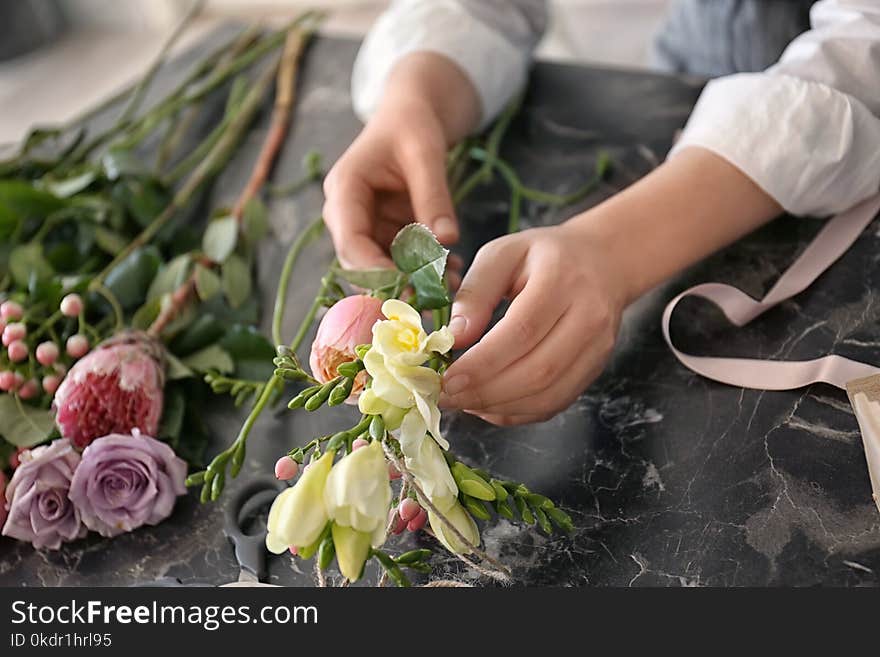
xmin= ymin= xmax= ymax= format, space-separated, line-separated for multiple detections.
xmin=390 ymin=224 xmax=448 ymax=275
xmin=242 ymin=198 xmax=269 ymax=245
xmin=158 ymin=384 xmax=186 ymax=443
xmin=102 ymin=148 xmax=148 ymax=180
xmin=221 ymin=253 xmax=250 ymax=309
xmin=182 ymin=344 xmax=234 ymax=374
xmin=112 ymin=178 xmax=168 ymax=228
xmin=104 ymin=245 xmax=161 ymax=310
xmin=220 ymin=324 xmax=275 ymax=380
xmin=42 ymin=170 xmax=97 ymax=198
xmin=0 ymin=179 xmax=66 ymax=219
xmin=202 ymin=215 xmax=238 ymax=263
xmin=194 ymin=264 xmax=221 ymax=301
xmin=169 ymin=313 xmax=225 ymax=357
xmin=9 ymin=243 xmax=53 ymax=288
xmin=332 ymin=266 xmax=403 ymax=291
xmin=131 ymin=296 xmax=161 ymax=330
xmin=147 ymin=253 xmax=191 ymax=302
xmin=94 ymin=226 xmax=129 ymax=256
xmin=0 ymin=396 xmax=55 ymax=448
xmin=409 ymin=263 xmax=449 ymax=310
xmin=165 ymin=351 xmax=195 ymax=380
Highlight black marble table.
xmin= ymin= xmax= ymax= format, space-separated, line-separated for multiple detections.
xmin=2 ymin=30 xmax=879 ymax=587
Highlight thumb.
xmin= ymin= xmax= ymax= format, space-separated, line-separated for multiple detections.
xmin=406 ymin=152 xmax=459 ymax=245
xmin=447 ymin=239 xmax=524 ymax=349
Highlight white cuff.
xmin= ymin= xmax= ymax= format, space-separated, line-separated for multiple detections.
xmin=670 ymin=72 xmax=880 ymax=217
xmin=351 ymin=0 xmax=530 ymax=131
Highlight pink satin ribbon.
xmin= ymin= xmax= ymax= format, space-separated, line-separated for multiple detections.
xmin=663 ymin=194 xmax=880 ymax=390
xmin=662 ymin=194 xmax=880 ymax=512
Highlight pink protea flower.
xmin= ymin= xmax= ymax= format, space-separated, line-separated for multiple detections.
xmin=53 ymin=331 xmax=165 ymax=450
xmin=309 ymin=294 xmax=383 ymax=399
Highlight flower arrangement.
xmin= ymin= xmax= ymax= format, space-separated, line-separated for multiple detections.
xmin=0 ymin=6 xmax=610 ymax=585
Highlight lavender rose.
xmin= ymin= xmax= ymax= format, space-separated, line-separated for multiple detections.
xmin=2 ymin=439 xmax=86 ymax=549
xmin=68 ymin=430 xmax=187 ymax=537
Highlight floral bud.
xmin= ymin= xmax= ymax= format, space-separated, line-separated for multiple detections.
xmin=407 ymin=507 xmax=428 ymax=532
xmin=42 ymin=374 xmax=62 ymax=396
xmin=265 ymin=451 xmax=334 ymax=554
xmin=0 ymin=300 xmax=23 ymax=321
xmin=351 ymin=437 xmax=369 ymax=451
xmin=2 ymin=322 xmax=26 ymax=346
xmin=18 ymin=379 xmax=39 ymax=400
xmin=274 ymin=456 xmax=299 ymax=481
xmin=388 ymin=508 xmax=406 ymax=535
xmin=65 ymin=334 xmax=89 ymax=358
xmin=59 ymin=293 xmax=83 ymax=317
xmin=7 ymin=340 xmax=28 ymax=362
xmin=388 ymin=462 xmax=402 ymax=480
xmin=398 ymin=497 xmax=421 ymax=522
xmin=35 ymin=341 xmax=59 ymax=366
xmin=0 ymin=371 xmax=15 ymax=391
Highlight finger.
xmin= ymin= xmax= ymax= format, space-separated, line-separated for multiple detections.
xmin=323 ymin=179 xmax=392 ymax=269
xmin=447 ymin=253 xmax=464 ymax=273
xmin=403 ymin=148 xmax=459 ymax=245
xmin=467 ymin=410 xmax=556 ymax=426
xmin=442 ymin=270 xmax=568 ymax=405
xmin=445 ymin=238 xmax=525 ymax=349
xmin=441 ymin=308 xmax=574 ymax=410
xmin=446 ymin=270 xmax=462 ymax=293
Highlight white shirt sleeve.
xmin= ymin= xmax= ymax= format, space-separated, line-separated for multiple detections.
xmin=351 ymin=0 xmax=547 ymax=131
xmin=670 ymin=0 xmax=880 ymax=217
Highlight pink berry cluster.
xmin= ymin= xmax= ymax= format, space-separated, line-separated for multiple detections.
xmin=0 ymin=294 xmax=90 ymax=401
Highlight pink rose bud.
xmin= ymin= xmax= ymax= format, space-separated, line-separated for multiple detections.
xmin=2 ymin=322 xmax=26 ymax=346
xmin=388 ymin=462 xmax=402 ymax=480
xmin=274 ymin=456 xmax=299 ymax=481
xmin=351 ymin=437 xmax=369 ymax=451
xmin=407 ymin=508 xmax=428 ymax=532
xmin=54 ymin=331 xmax=164 ymax=450
xmin=18 ymin=379 xmax=38 ymax=400
xmin=388 ymin=508 xmax=406 ymax=535
xmin=59 ymin=293 xmax=83 ymax=317
xmin=36 ymin=341 xmax=59 ymax=366
xmin=309 ymin=295 xmax=383 ymax=401
xmin=0 ymin=300 xmax=23 ymax=321
xmin=42 ymin=374 xmax=62 ymax=396
xmin=0 ymin=371 xmax=15 ymax=391
xmin=398 ymin=497 xmax=421 ymax=522
xmin=7 ymin=340 xmax=27 ymax=362
xmin=66 ymin=334 xmax=89 ymax=358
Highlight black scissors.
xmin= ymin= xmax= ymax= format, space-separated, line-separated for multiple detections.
xmin=222 ymin=477 xmax=286 ymax=586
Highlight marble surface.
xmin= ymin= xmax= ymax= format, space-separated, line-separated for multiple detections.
xmin=2 ymin=31 xmax=879 ymax=588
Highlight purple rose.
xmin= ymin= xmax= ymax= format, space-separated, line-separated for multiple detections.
xmin=2 ymin=439 xmax=86 ymax=550
xmin=68 ymin=430 xmax=187 ymax=537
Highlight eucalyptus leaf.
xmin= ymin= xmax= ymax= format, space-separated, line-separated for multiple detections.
xmin=9 ymin=243 xmax=53 ymax=287
xmin=202 ymin=215 xmax=238 ymax=263
xmin=0 ymin=396 xmax=55 ymax=448
xmin=182 ymin=344 xmax=235 ymax=374
xmin=194 ymin=264 xmax=221 ymax=301
xmin=158 ymin=385 xmax=186 ymax=443
xmin=104 ymin=245 xmax=161 ymax=310
xmin=131 ymin=296 xmax=161 ymax=330
xmin=165 ymin=351 xmax=195 ymax=380
xmin=0 ymin=179 xmax=66 ymax=219
xmin=242 ymin=198 xmax=269 ymax=244
xmin=169 ymin=314 xmax=225 ymax=357
xmin=221 ymin=324 xmax=275 ymax=380
xmin=221 ymin=253 xmax=250 ymax=308
xmin=94 ymin=226 xmax=129 ymax=256
xmin=147 ymin=253 xmax=191 ymax=302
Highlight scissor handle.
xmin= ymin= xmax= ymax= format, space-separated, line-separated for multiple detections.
xmin=223 ymin=478 xmax=285 ymax=581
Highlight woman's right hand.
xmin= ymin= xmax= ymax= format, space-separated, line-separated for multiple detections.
xmin=322 ymin=52 xmax=480 ymax=272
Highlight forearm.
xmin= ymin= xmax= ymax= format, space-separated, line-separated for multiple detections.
xmin=567 ymin=147 xmax=783 ymax=306
xmin=376 ymin=53 xmax=481 ymax=146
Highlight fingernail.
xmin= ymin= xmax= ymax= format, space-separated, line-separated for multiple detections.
xmin=443 ymin=374 xmax=469 ymax=396
xmin=448 ymin=315 xmax=467 ymax=338
xmin=433 ymin=216 xmax=456 ymax=241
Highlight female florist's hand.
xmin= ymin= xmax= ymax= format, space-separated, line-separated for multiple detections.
xmin=439 ymin=223 xmax=626 ymax=425
xmin=323 ymin=53 xmax=480 ymax=273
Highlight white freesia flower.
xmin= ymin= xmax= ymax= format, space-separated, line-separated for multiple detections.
xmin=324 ymin=440 xmax=391 ymax=547
xmin=265 ymin=451 xmax=334 ymax=554
xmin=429 ymin=500 xmax=480 ymax=554
xmin=359 ymin=299 xmax=453 ymax=449
xmin=398 ymin=409 xmax=458 ymax=511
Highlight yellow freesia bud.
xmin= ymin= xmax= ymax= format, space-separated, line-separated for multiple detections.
xmin=265 ymin=450 xmax=334 ymax=554
xmin=331 ymin=522 xmax=372 ymax=582
xmin=428 ymin=500 xmax=480 ymax=555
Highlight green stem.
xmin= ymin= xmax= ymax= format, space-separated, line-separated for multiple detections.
xmin=90 ymin=56 xmax=282 ymax=291
xmin=272 ymin=216 xmax=325 ymax=346
xmin=288 ymin=264 xmax=336 ymax=353
xmin=92 ymin=283 xmax=125 ymax=332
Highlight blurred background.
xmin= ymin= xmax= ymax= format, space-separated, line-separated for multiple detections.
xmin=0 ymin=0 xmax=672 ymax=144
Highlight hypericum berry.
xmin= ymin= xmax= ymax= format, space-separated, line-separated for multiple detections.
xmin=7 ymin=340 xmax=28 ymax=362
xmin=42 ymin=374 xmax=62 ymax=395
xmin=274 ymin=456 xmax=299 ymax=481
xmin=17 ymin=379 xmax=38 ymax=400
xmin=0 ymin=371 xmax=15 ymax=391
xmin=351 ymin=437 xmax=369 ymax=451
xmin=388 ymin=462 xmax=402 ymax=480
xmin=0 ymin=301 xmax=23 ymax=321
xmin=406 ymin=508 xmax=428 ymax=532
xmin=388 ymin=508 xmax=406 ymax=535
xmin=288 ymin=546 xmax=298 ymax=556
xmin=398 ymin=498 xmax=421 ymax=523
xmin=66 ymin=334 xmax=89 ymax=358
xmin=2 ymin=322 xmax=26 ymax=346
xmin=35 ymin=341 xmax=59 ymax=366
xmin=59 ymin=293 xmax=83 ymax=317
